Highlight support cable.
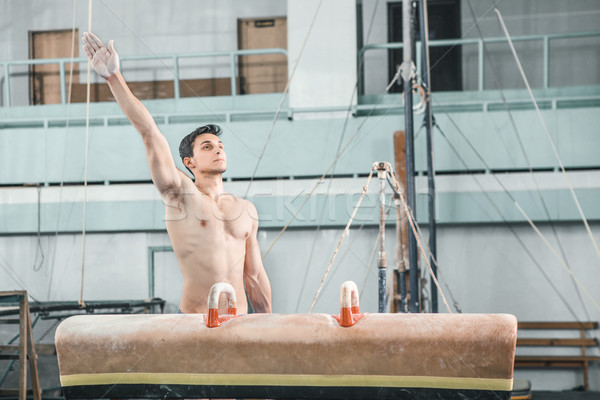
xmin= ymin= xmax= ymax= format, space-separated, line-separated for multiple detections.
xmin=243 ymin=0 xmax=325 ymax=199
xmin=260 ymin=94 xmax=404 ymax=260
xmin=308 ymin=170 xmax=374 ymax=312
xmin=294 ymin=1 xmax=382 ymax=312
xmin=356 ymin=201 xmax=396 ymax=302
xmin=435 ymin=123 xmax=575 ymax=315
xmin=514 ymin=202 xmax=600 ymax=311
xmin=385 ymin=174 xmax=463 ymax=314
xmin=465 ymin=0 xmax=592 ymax=321
xmin=427 ymin=0 xmax=501 ymax=76
xmin=495 ymin=7 xmax=600 ymax=267
xmin=435 ymin=94 xmax=598 ymax=310
xmin=0 ymin=256 xmax=41 ymax=303
xmin=386 ymin=168 xmax=452 ymax=314
xmin=98 ymin=0 xmax=259 ymax=159
xmin=79 ymin=0 xmax=93 ymax=307
xmin=435 ymin=122 xmax=600 ymax=315
xmin=47 ymin=0 xmax=80 ymax=301
xmin=293 ymin=89 xmax=360 ymax=311
xmin=32 ymin=185 xmax=45 ymax=272
xmin=360 ymin=236 xmax=380 ymax=299
xmin=418 ymin=0 xmax=438 ymax=313
xmin=316 ymin=223 xmax=369 ymax=305
xmin=260 ymin=0 xmax=520 ymax=260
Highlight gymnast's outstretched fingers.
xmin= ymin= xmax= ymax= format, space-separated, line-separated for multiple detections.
xmin=82 ymin=32 xmax=120 ymax=80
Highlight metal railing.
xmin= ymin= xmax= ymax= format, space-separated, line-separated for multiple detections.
xmin=1 ymin=48 xmax=287 ymax=107
xmin=2 ymin=30 xmax=598 ymax=108
xmin=358 ymin=30 xmax=600 ymax=93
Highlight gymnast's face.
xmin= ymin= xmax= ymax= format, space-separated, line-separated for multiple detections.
xmin=186 ymin=134 xmax=227 ymax=175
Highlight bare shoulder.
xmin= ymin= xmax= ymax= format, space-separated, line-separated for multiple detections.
xmin=242 ymin=198 xmax=259 ymax=220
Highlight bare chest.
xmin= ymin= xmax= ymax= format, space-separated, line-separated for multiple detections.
xmin=167 ymin=193 xmax=252 ymax=241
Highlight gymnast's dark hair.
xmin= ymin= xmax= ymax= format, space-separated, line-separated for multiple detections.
xmin=179 ymin=124 xmax=222 ymax=176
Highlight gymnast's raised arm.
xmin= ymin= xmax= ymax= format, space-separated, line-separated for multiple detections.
xmin=82 ymin=32 xmax=184 ymax=197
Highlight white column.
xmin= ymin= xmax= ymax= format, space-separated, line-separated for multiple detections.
xmin=287 ymin=0 xmax=357 ymax=117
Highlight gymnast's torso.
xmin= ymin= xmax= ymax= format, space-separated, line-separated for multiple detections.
xmin=163 ymin=177 xmax=256 ymax=314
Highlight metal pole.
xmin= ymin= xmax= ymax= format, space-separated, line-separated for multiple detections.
xmin=59 ymin=61 xmax=67 ymax=105
xmin=4 ymin=63 xmax=11 ymax=107
xmin=230 ymin=54 xmax=237 ymax=96
xmin=375 ymin=162 xmax=389 ymax=313
xmin=173 ymin=56 xmax=180 ymax=99
xmin=543 ymin=36 xmax=550 ymax=89
xmin=419 ymin=0 xmax=437 ymax=313
xmin=402 ymin=0 xmax=419 ymax=313
xmin=478 ymin=40 xmax=484 ymax=91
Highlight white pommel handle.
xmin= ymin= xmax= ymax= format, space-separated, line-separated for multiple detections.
xmin=340 ymin=281 xmax=360 ymax=310
xmin=207 ymin=282 xmax=237 ymax=310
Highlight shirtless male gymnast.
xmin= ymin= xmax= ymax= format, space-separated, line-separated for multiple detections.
xmin=82 ymin=32 xmax=272 ymax=314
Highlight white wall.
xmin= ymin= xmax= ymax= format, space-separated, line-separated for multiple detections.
xmin=287 ymin=0 xmax=358 ymax=111
xmin=0 ymin=231 xmax=170 ymax=302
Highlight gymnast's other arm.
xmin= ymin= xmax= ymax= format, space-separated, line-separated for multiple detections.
xmin=81 ymin=32 xmax=184 ymax=198
xmin=244 ymin=202 xmax=272 ymax=313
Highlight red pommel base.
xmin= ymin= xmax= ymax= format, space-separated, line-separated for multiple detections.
xmin=333 ymin=306 xmax=366 ymax=327
xmin=206 ymin=307 xmax=239 ymax=328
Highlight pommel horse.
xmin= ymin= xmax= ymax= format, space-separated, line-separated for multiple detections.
xmin=55 ymin=281 xmax=517 ymax=399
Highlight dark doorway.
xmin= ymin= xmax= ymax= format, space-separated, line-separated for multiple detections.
xmin=387 ymin=0 xmax=462 ymax=92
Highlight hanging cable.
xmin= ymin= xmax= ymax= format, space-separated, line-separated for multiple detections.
xmin=515 ymin=202 xmax=600 ymax=311
xmin=293 ymin=90 xmax=359 ymax=311
xmin=32 ymin=185 xmax=45 ymax=272
xmin=295 ymin=0 xmax=383 ymax=312
xmin=435 ymin=122 xmax=600 ymax=316
xmin=386 ymin=168 xmax=453 ymax=314
xmin=494 ymin=7 xmax=600 ymax=267
xmin=261 ymin=62 xmax=411 ymax=260
xmin=316 ymin=224 xmax=369 ymax=302
xmin=79 ymin=0 xmax=93 ymax=308
xmin=95 ymin=0 xmax=394 ymax=268
xmin=359 ymin=236 xmax=380 ymax=299
xmin=308 ymin=169 xmax=374 ymax=312
xmin=252 ymin=0 xmax=514 ymax=259
xmin=243 ymin=0 xmax=325 ymax=199
xmin=427 ymin=0 xmax=500 ymax=74
xmin=260 ymin=95 xmax=404 ymax=260
xmin=47 ymin=0 xmax=79 ymax=301
xmin=435 ymin=122 xmax=577 ymax=317
xmin=386 ymin=174 xmax=463 ymax=314
xmin=0 ymin=256 xmax=41 ymax=303
xmin=318 ymin=203 xmax=397 ymax=304
xmin=358 ymin=200 xmax=395 ymax=300
xmin=98 ymin=0 xmax=259 ymax=160
xmin=465 ymin=0 xmax=592 ymax=322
